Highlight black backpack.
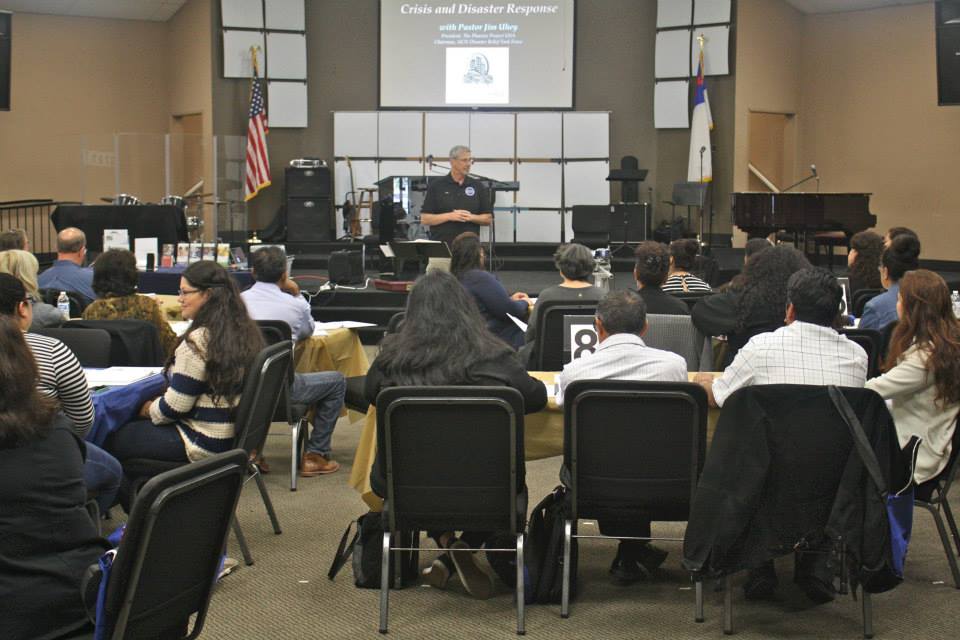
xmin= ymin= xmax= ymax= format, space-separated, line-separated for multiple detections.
xmin=328 ymin=512 xmax=418 ymax=589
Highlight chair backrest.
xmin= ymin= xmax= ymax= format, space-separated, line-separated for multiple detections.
xmin=840 ymin=327 xmax=883 ymax=378
xmin=376 ymin=386 xmax=526 ymax=534
xmin=65 ymin=319 xmax=165 ymax=366
xmin=644 ymin=313 xmax=711 ymax=371
xmin=231 ymin=341 xmax=291 ymax=456
xmin=693 ymin=254 xmax=719 ymax=287
xmin=38 ymin=287 xmax=89 ymax=316
xmin=255 ymin=320 xmax=296 ymax=421
xmin=852 ymin=288 xmax=885 ymax=317
xmin=385 ymin=311 xmax=406 ymax=334
xmin=534 ymin=300 xmax=599 ymax=371
xmin=672 ymin=291 xmax=711 ymax=312
xmin=920 ymin=414 xmax=960 ymax=505
xmin=100 ymin=449 xmax=247 ymax=640
xmin=563 ymin=380 xmax=707 ymax=522
xmin=34 ymin=327 xmax=112 ymax=368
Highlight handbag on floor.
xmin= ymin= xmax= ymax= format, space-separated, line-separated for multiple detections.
xmin=524 ymin=486 xmax=577 ymax=604
xmin=328 ymin=512 xmax=418 ymax=589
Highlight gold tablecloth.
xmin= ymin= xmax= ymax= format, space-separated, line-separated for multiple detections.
xmin=155 ymin=295 xmax=182 ymax=321
xmin=348 ymin=372 xmax=719 ymax=511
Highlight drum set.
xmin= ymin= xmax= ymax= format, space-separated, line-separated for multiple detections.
xmin=101 ymin=190 xmax=212 ymax=241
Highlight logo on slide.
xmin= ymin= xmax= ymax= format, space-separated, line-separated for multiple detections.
xmin=463 ymin=54 xmax=493 ymax=85
xmin=465 ymin=186 xmax=476 ymax=196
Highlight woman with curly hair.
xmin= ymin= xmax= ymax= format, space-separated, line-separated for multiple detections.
xmin=82 ymin=248 xmax=178 ymax=358
xmin=846 ymin=230 xmax=883 ymax=297
xmin=104 ymin=260 xmax=264 ymax=464
xmin=632 ymin=241 xmax=689 ymax=315
xmin=866 ymin=270 xmax=960 ymax=489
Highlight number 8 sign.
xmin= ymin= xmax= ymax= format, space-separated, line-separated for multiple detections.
xmin=562 ymin=315 xmax=598 ymax=364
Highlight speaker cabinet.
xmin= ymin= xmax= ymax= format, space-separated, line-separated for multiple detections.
xmin=0 ymin=12 xmax=10 ymax=111
xmin=287 ymin=197 xmax=333 ymax=242
xmin=285 ymin=166 xmax=330 ymax=199
xmin=937 ymin=1 xmax=960 ymax=105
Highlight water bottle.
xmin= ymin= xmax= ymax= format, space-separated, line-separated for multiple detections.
xmin=57 ymin=291 xmax=70 ymax=320
xmin=592 ymin=247 xmax=612 ymax=295
xmin=952 ymin=291 xmax=960 ymax=319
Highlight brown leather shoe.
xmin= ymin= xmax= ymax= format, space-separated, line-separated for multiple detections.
xmin=300 ymin=452 xmax=340 ymax=477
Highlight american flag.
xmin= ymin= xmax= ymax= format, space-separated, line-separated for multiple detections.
xmin=244 ymin=65 xmax=271 ymax=201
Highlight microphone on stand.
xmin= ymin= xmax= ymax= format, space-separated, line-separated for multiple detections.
xmin=810 ymin=164 xmax=817 ymax=177
xmin=427 ymin=154 xmax=434 ymax=170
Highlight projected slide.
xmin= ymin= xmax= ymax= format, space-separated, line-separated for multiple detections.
xmin=380 ymin=1 xmax=575 ymax=109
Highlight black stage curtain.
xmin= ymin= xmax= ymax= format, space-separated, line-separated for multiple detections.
xmin=51 ymin=205 xmax=188 ymax=253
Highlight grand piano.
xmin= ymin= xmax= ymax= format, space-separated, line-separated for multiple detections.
xmin=730 ymin=192 xmax=876 ymax=239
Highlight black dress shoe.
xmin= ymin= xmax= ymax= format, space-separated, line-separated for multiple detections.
xmin=743 ymin=562 xmax=779 ymax=600
xmin=609 ymin=554 xmax=651 ymax=585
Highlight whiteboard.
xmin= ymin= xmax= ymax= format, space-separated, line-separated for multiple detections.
xmin=472 ymin=161 xmax=515 ymax=184
xmin=334 ymin=112 xmax=378 ymax=157
xmin=517 ymin=113 xmax=562 ymax=158
xmin=516 ymin=162 xmax=562 ymax=208
xmin=266 ymin=33 xmax=307 ymax=80
xmin=268 ymin=82 xmax=307 ymax=128
xmin=333 ymin=159 xmax=377 ymax=205
xmin=469 ymin=113 xmax=515 ymax=158
xmin=223 ymin=30 xmax=265 ymax=79
xmin=221 ymin=0 xmax=262 ymax=28
xmin=378 ymin=112 xmax=422 ymax=157
xmin=493 ymin=212 xmax=515 ymax=243
xmin=564 ymin=161 xmax=610 ymax=207
xmin=655 ymin=80 xmax=690 ymax=129
xmin=517 ymin=210 xmax=562 ymax=243
xmin=657 ymin=0 xmax=692 ymax=28
xmin=265 ymin=0 xmax=305 ymax=30
xmin=424 ymin=113 xmax=470 ymax=159
xmin=378 ymin=160 xmax=423 ymax=184
xmin=690 ymin=26 xmax=730 ymax=76
xmin=655 ymin=29 xmax=690 ymax=79
xmin=694 ymin=0 xmax=731 ymax=25
xmin=563 ymin=112 xmax=609 ymax=158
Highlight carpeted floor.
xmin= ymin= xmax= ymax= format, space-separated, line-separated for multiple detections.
xmin=158 ymin=405 xmax=960 ymax=640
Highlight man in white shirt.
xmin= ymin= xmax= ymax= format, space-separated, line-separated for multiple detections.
xmin=241 ymin=246 xmax=346 ymax=476
xmin=555 ymin=290 xmax=687 ymax=584
xmin=695 ymin=267 xmax=868 ymax=602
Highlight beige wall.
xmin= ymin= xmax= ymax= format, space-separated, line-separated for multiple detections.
xmin=799 ymin=3 xmax=960 ymax=261
xmin=0 ymin=14 xmax=169 ymax=202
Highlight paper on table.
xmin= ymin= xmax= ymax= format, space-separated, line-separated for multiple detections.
xmin=134 ymin=237 xmax=159 ymax=269
xmin=315 ymin=321 xmax=377 ymax=331
xmin=380 ymin=244 xmax=395 ymax=258
xmin=506 ymin=314 xmax=528 ymax=332
xmin=84 ymin=366 xmax=162 ymax=388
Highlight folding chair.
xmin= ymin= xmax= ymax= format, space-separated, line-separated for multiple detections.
xmin=852 ymin=288 xmax=885 ymax=318
xmin=531 ymin=301 xmax=599 ymax=371
xmin=840 ymin=327 xmax=883 ymax=378
xmin=644 ymin=313 xmax=713 ymax=372
xmin=34 ymin=327 xmax=111 ymax=368
xmin=914 ymin=416 xmax=960 ymax=588
xmin=560 ymin=380 xmax=707 ymax=618
xmin=375 ymin=386 xmax=528 ymax=635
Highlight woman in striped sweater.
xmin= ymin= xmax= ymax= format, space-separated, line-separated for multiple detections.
xmin=105 ymin=261 xmax=263 ymax=464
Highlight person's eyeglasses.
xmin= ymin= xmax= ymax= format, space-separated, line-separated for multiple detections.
xmin=456 ymin=157 xmax=474 ymax=164
xmin=178 ymin=288 xmax=202 ymax=297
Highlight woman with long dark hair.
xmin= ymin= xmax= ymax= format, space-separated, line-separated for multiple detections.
xmin=866 ymin=269 xmax=960 ymax=488
xmin=0 ymin=315 xmax=110 ymax=640
xmin=846 ymin=231 xmax=884 ymax=296
xmin=364 ymin=270 xmax=546 ymax=599
xmin=105 ymin=261 xmax=264 ymax=464
xmin=450 ymin=231 xmax=530 ymax=349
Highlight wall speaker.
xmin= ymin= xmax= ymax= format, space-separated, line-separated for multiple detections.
xmin=937 ymin=1 xmax=960 ymax=105
xmin=285 ymin=166 xmax=330 ymax=199
xmin=0 ymin=12 xmax=10 ymax=111
xmin=287 ymin=197 xmax=333 ymax=242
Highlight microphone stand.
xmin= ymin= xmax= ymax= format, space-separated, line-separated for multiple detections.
xmin=467 ymin=170 xmax=499 ymax=274
xmin=782 ymin=171 xmax=818 ymax=193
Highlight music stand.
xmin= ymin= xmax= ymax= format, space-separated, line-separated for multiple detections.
xmin=386 ymin=240 xmax=450 ymax=280
xmin=606 ymin=164 xmax=649 ymax=254
xmin=664 ymin=181 xmax=709 ymax=243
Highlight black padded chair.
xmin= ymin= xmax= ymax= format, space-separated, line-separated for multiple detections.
xmin=344 ymin=311 xmax=404 ymax=414
xmin=672 ymin=290 xmax=712 ymax=313
xmin=530 ymin=300 xmax=599 ymax=371
xmin=64 ymin=319 xmax=164 ymax=366
xmin=692 ymin=254 xmax=720 ymax=287
xmin=38 ymin=287 xmax=89 ymax=317
xmin=852 ymin=288 xmax=885 ymax=318
xmin=560 ymin=380 xmax=707 ymax=618
xmin=841 ymin=327 xmax=884 ymax=378
xmin=34 ymin=327 xmax=112 ymax=368
xmin=121 ymin=341 xmax=291 ymax=566
xmin=375 ymin=386 xmax=528 ymax=635
xmin=255 ymin=319 xmax=310 ymax=491
xmin=81 ymin=449 xmax=247 ymax=640
xmin=914 ymin=417 xmax=960 ymax=589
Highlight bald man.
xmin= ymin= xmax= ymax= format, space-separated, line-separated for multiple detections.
xmin=38 ymin=227 xmax=96 ymax=302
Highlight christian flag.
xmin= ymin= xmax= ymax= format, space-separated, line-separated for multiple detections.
xmin=244 ymin=63 xmax=271 ymax=201
xmin=687 ymin=49 xmax=714 ymax=182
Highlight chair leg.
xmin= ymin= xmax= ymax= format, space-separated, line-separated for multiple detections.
xmin=379 ymin=531 xmax=391 ymax=634
xmin=516 ymin=533 xmax=526 ymax=636
xmin=723 ymin=575 xmax=733 ymax=635
xmin=232 ymin=516 xmax=254 ymax=566
xmin=862 ymin=589 xmax=874 ymax=639
xmin=695 ymin=578 xmax=704 ymax=623
xmin=290 ymin=420 xmax=301 ymax=491
xmin=253 ymin=469 xmax=282 ymax=535
xmin=941 ymin=499 xmax=960 ymax=559
xmin=561 ymin=519 xmax=573 ymax=619
xmin=930 ymin=507 xmax=960 ymax=588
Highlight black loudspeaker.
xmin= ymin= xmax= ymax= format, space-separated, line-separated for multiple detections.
xmin=937 ymin=1 xmax=960 ymax=105
xmin=287 ymin=197 xmax=333 ymax=242
xmin=328 ymin=249 xmax=364 ymax=285
xmin=0 ymin=12 xmax=10 ymax=111
xmin=285 ymin=166 xmax=330 ymax=198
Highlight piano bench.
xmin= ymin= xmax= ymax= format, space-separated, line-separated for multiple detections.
xmin=813 ymin=231 xmax=849 ymax=271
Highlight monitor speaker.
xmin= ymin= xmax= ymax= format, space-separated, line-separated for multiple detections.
xmin=287 ymin=197 xmax=333 ymax=242
xmin=937 ymin=1 xmax=960 ymax=105
xmin=285 ymin=166 xmax=330 ymax=199
xmin=0 ymin=12 xmax=10 ymax=111
xmin=328 ymin=249 xmax=364 ymax=285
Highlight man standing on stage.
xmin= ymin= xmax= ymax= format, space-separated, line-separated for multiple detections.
xmin=420 ymin=146 xmax=492 ymax=270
